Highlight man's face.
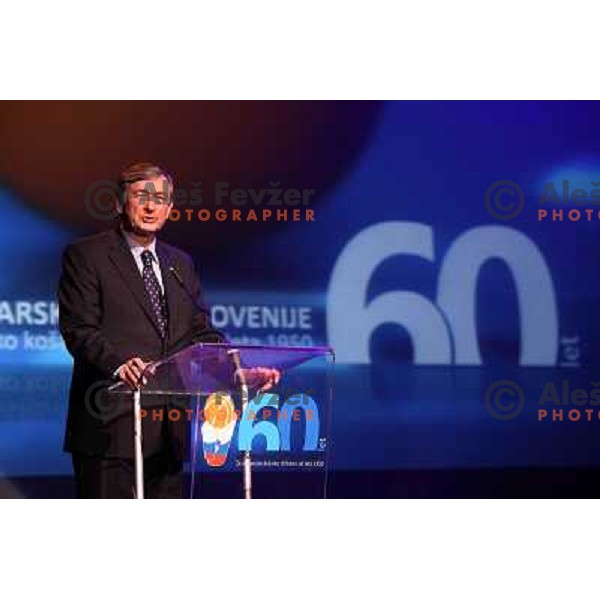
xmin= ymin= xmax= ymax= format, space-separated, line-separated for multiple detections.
xmin=121 ymin=175 xmax=172 ymax=236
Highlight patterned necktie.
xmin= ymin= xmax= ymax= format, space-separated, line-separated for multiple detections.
xmin=141 ymin=250 xmax=168 ymax=339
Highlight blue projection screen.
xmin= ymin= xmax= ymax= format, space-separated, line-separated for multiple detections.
xmin=1 ymin=100 xmax=600 ymax=481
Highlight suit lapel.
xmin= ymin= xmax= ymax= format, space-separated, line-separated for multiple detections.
xmin=108 ymin=227 xmax=163 ymax=338
xmin=156 ymin=241 xmax=179 ymax=344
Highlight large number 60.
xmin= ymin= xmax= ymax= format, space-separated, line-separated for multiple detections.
xmin=326 ymin=222 xmax=558 ymax=365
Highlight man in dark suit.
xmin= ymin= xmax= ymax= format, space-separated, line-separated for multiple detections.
xmin=58 ymin=162 xmax=279 ymax=498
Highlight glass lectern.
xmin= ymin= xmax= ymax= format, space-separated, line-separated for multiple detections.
xmin=109 ymin=343 xmax=334 ymax=499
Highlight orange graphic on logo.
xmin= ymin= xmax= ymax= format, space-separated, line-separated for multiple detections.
xmin=201 ymin=393 xmax=238 ymax=467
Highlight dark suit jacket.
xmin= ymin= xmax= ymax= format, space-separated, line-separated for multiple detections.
xmin=57 ymin=225 xmax=226 ymax=459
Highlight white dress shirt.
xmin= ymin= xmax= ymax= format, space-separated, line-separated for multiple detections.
xmin=121 ymin=227 xmax=165 ymax=294
xmin=113 ymin=228 xmax=165 ymax=379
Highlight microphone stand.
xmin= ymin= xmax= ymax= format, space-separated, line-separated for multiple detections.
xmin=133 ymin=386 xmax=144 ymax=499
xmin=227 ymin=348 xmax=252 ymax=499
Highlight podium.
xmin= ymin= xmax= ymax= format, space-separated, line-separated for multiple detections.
xmin=109 ymin=343 xmax=334 ymax=499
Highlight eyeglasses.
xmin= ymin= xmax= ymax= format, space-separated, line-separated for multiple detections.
xmin=129 ymin=190 xmax=171 ymax=205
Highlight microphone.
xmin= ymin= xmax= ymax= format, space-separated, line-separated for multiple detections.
xmin=167 ymin=262 xmax=225 ymax=343
xmin=168 ymin=264 xmax=186 ymax=290
xmin=169 ymin=262 xmax=244 ymax=403
xmin=168 ymin=263 xmax=201 ymax=310
xmin=227 ymin=347 xmax=248 ymax=387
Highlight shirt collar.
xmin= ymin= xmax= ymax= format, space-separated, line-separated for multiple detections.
xmin=120 ymin=226 xmax=158 ymax=260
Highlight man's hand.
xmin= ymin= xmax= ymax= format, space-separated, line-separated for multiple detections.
xmin=117 ymin=357 xmax=152 ymax=390
xmin=236 ymin=367 xmax=281 ymax=392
